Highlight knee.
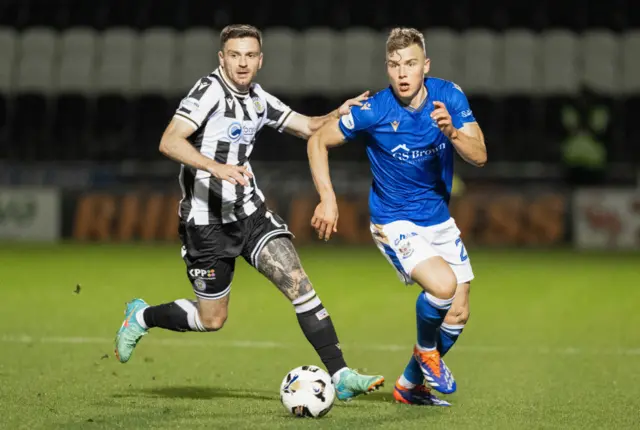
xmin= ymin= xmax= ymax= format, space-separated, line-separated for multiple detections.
xmin=200 ymin=314 xmax=227 ymax=331
xmin=428 ymin=272 xmax=457 ymax=301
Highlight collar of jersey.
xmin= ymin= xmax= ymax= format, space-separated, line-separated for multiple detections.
xmin=214 ymin=67 xmax=250 ymax=97
xmin=395 ymin=81 xmax=429 ymax=114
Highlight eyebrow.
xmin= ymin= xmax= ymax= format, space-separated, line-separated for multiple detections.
xmin=227 ymin=50 xmax=260 ymax=55
xmin=387 ymin=57 xmax=419 ymax=64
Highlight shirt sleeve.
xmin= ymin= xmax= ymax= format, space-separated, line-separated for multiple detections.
xmin=258 ymin=87 xmax=293 ymax=133
xmin=174 ymin=76 xmax=222 ymax=129
xmin=337 ymin=100 xmax=380 ymax=140
xmin=446 ymin=82 xmax=476 ymax=129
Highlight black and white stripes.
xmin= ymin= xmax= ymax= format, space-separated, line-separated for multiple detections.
xmin=173 ymin=67 xmax=294 ymax=225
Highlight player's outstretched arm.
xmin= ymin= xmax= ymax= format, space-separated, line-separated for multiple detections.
xmin=431 ymin=101 xmax=487 ymax=167
xmin=159 ymin=118 xmax=252 ymax=186
xmin=283 ymin=91 xmax=369 ymax=140
xmin=307 ymin=119 xmax=348 ymax=241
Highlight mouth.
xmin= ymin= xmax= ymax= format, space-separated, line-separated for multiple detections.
xmin=399 ymin=82 xmax=410 ymax=92
xmin=236 ymin=70 xmax=250 ymax=79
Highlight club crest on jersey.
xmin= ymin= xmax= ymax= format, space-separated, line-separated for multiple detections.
xmin=252 ymin=96 xmax=265 ymax=114
xmin=227 ymin=122 xmax=242 ymax=141
xmin=390 ymin=120 xmax=400 ymax=132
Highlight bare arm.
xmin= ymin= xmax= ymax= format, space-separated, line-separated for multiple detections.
xmin=431 ymin=101 xmax=487 ymax=167
xmin=159 ymin=118 xmax=252 ymax=186
xmin=449 ymin=122 xmax=487 ymax=167
xmin=307 ymin=119 xmax=348 ymax=240
xmin=283 ymin=91 xmax=369 ymax=140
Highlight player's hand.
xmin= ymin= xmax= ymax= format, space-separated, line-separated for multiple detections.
xmin=431 ymin=101 xmax=458 ymax=140
xmin=207 ymin=162 xmax=253 ymax=186
xmin=311 ymin=200 xmax=339 ymax=241
xmin=337 ymin=91 xmax=370 ymax=117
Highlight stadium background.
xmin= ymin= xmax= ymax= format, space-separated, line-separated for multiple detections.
xmin=1 ymin=1 xmax=639 ymax=429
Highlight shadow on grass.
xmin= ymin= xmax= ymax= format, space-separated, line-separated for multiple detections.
xmin=113 ymin=385 xmax=278 ymax=402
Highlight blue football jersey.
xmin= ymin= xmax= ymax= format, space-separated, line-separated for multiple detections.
xmin=338 ymin=77 xmax=476 ymax=227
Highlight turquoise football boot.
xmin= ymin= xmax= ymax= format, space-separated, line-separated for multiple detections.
xmin=114 ymin=299 xmax=149 ymax=363
xmin=334 ymin=368 xmax=385 ymax=401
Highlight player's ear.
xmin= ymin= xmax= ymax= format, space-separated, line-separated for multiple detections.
xmin=218 ymin=50 xmax=224 ymax=67
xmin=423 ymin=57 xmax=431 ymax=76
xmin=258 ymin=52 xmax=263 ymax=70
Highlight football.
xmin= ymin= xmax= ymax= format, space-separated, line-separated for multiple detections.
xmin=280 ymin=365 xmax=335 ymax=418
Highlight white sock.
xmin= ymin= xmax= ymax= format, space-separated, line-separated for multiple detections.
xmin=331 ymin=367 xmax=348 ymax=384
xmin=135 ymin=308 xmax=148 ymax=329
xmin=398 ymin=374 xmax=416 ymax=389
xmin=415 ymin=344 xmax=437 ymax=352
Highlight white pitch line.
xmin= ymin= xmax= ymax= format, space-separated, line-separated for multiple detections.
xmin=2 ymin=335 xmax=639 ymax=356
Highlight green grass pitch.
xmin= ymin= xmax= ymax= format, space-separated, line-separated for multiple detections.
xmin=1 ymin=243 xmax=639 ymax=429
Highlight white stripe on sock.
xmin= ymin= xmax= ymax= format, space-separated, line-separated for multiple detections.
xmin=441 ymin=322 xmax=465 ymax=335
xmin=424 ymin=292 xmax=454 ymax=310
xmin=292 ymin=290 xmax=322 ymax=314
xmin=175 ymin=299 xmax=207 ymax=332
xmin=135 ymin=308 xmax=148 ymax=329
xmin=398 ymin=374 xmax=417 ymax=389
xmin=416 ymin=344 xmax=437 ymax=352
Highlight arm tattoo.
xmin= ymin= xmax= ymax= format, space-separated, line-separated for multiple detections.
xmin=257 ymin=237 xmax=313 ymax=301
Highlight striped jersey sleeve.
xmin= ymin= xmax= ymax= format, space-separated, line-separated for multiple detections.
xmin=175 ymin=76 xmax=223 ymax=129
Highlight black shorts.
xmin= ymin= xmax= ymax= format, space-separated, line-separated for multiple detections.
xmin=178 ymin=205 xmax=293 ymax=300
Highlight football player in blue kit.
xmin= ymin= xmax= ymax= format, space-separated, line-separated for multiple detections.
xmin=307 ymin=27 xmax=487 ymax=406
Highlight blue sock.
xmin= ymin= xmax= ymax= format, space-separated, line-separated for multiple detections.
xmin=401 ymin=356 xmax=424 ymax=386
xmin=437 ymin=323 xmax=465 ymax=357
xmin=416 ymin=292 xmax=453 ymax=349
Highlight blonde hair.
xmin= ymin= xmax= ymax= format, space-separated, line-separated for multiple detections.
xmin=386 ymin=27 xmax=425 ymax=54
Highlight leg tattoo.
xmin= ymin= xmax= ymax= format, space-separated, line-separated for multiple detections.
xmin=257 ymin=237 xmax=347 ymax=375
xmin=257 ymin=237 xmax=313 ymax=300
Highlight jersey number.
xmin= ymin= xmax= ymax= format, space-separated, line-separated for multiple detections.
xmin=455 ymin=238 xmax=468 ymax=262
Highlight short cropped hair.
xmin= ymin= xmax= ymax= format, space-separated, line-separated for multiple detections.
xmin=386 ymin=27 xmax=426 ymax=55
xmin=220 ymin=24 xmax=262 ymax=47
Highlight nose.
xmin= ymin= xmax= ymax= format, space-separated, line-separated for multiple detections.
xmin=238 ymin=56 xmax=247 ymax=67
xmin=398 ymin=65 xmax=407 ymax=78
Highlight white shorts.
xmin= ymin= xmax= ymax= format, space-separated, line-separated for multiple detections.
xmin=370 ymin=218 xmax=474 ymax=285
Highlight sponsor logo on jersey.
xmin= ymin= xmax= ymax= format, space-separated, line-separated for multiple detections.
xmin=391 ymin=142 xmax=446 ymax=163
xmin=390 ymin=120 xmax=400 ymax=132
xmin=460 ymin=109 xmax=473 ymax=118
xmin=227 ymin=122 xmax=242 ymax=141
xmin=360 ymin=102 xmax=371 ymax=111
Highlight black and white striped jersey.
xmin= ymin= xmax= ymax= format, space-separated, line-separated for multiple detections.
xmin=173 ymin=67 xmax=294 ymax=225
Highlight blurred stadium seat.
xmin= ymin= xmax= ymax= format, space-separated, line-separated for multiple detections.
xmin=0 ymin=0 xmax=637 ymax=163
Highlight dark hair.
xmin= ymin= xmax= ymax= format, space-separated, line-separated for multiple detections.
xmin=220 ymin=24 xmax=262 ymax=48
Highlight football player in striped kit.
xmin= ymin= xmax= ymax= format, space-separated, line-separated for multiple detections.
xmin=115 ymin=24 xmax=384 ymax=400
